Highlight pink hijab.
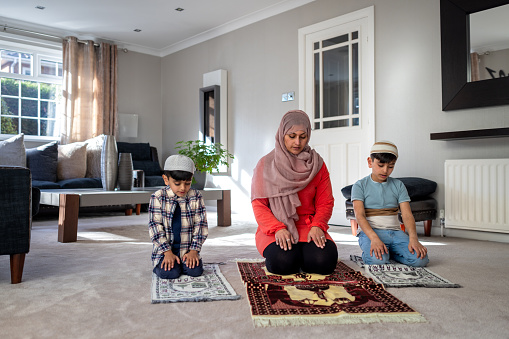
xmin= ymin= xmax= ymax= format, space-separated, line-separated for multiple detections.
xmin=251 ymin=110 xmax=323 ymax=242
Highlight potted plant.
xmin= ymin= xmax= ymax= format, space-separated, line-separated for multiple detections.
xmin=175 ymin=140 xmax=234 ymax=189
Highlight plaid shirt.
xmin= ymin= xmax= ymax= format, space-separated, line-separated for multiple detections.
xmin=148 ymin=186 xmax=208 ymax=267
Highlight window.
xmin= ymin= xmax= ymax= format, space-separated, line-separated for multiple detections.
xmin=312 ymin=31 xmax=359 ymax=130
xmin=1 ymin=45 xmax=62 ymax=139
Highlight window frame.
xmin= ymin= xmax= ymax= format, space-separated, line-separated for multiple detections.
xmin=0 ymin=35 xmax=63 ymax=142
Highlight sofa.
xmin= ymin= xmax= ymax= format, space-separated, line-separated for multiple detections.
xmin=341 ymin=177 xmax=438 ymax=236
xmin=0 ymin=134 xmax=164 ymax=190
xmin=0 ymin=166 xmax=40 ymax=283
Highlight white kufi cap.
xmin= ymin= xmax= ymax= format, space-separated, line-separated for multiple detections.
xmin=164 ymin=155 xmax=195 ymax=174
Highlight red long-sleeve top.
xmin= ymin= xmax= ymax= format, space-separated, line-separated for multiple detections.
xmin=252 ymin=163 xmax=335 ymax=256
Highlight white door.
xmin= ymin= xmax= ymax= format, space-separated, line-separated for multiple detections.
xmin=299 ymin=7 xmax=375 ymax=226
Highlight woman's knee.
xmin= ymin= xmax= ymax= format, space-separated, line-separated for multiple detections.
xmin=301 ymin=241 xmax=338 ymax=274
xmin=263 ymin=243 xmax=301 ymax=275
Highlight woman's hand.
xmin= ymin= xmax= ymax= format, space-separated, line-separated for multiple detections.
xmin=275 ymin=229 xmax=294 ymax=251
xmin=183 ymin=250 xmax=200 ymax=269
xmin=161 ymin=251 xmax=180 ymax=271
xmin=307 ymin=226 xmax=326 ymax=249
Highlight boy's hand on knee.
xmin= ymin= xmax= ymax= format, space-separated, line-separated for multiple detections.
xmin=183 ymin=250 xmax=200 ymax=269
xmin=370 ymin=238 xmax=388 ymax=260
xmin=162 ymin=251 xmax=180 ymax=271
xmin=408 ymin=240 xmax=427 ymax=259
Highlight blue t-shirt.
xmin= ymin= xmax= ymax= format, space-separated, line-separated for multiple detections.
xmin=351 ymin=175 xmax=410 ymax=209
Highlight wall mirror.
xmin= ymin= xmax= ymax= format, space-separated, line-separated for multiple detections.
xmin=441 ymin=0 xmax=509 ymax=110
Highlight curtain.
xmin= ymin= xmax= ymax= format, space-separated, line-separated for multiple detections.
xmin=61 ymin=36 xmax=118 ymax=144
xmin=470 ymin=52 xmax=480 ymax=82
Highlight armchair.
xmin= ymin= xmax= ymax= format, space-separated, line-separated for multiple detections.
xmin=0 ymin=166 xmax=34 ymax=283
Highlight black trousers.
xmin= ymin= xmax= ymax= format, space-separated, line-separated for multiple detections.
xmin=262 ymin=240 xmax=338 ymax=275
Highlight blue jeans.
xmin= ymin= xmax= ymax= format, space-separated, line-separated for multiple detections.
xmin=153 ymin=257 xmax=204 ymax=279
xmin=358 ymin=229 xmax=429 ymax=267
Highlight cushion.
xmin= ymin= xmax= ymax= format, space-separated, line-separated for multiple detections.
xmin=26 ymin=141 xmax=59 ymax=182
xmin=57 ymin=142 xmax=87 ymax=180
xmin=31 ymin=180 xmax=60 ymax=189
xmin=133 ymin=160 xmax=162 ymax=176
xmin=84 ymin=134 xmax=106 ymax=178
xmin=341 ymin=177 xmax=437 ymax=200
xmin=0 ymin=134 xmax=26 ymax=167
xmin=58 ymin=177 xmax=102 ymax=189
xmin=117 ymin=142 xmax=151 ymax=161
xmin=145 ymin=175 xmax=165 ymax=187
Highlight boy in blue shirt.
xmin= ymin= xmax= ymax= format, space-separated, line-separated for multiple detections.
xmin=148 ymin=155 xmax=208 ymax=279
xmin=351 ymin=141 xmax=429 ymax=266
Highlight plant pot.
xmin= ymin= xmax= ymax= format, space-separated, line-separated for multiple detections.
xmin=192 ymin=171 xmax=207 ymax=190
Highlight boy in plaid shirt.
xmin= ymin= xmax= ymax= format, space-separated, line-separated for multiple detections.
xmin=148 ymin=155 xmax=208 ymax=279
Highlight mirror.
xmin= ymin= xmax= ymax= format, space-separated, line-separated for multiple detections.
xmin=469 ymin=5 xmax=509 ymax=82
xmin=440 ymin=0 xmax=509 ymax=110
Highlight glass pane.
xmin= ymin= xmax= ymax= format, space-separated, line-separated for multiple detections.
xmin=1 ymin=78 xmax=20 ymax=96
xmin=352 ymin=31 xmax=358 ymax=40
xmin=1 ymin=50 xmax=19 ymax=74
xmin=58 ymin=63 xmax=63 ymax=77
xmin=314 ymin=52 xmax=320 ymax=119
xmin=323 ymin=34 xmax=348 ymax=48
xmin=40 ymin=60 xmax=56 ymax=76
xmin=353 ymin=117 xmax=359 ymax=126
xmin=41 ymin=119 xmax=56 ymax=136
xmin=2 ymin=97 xmax=19 ymax=115
xmin=323 ymin=119 xmax=349 ymax=129
xmin=314 ymin=42 xmax=320 ymax=50
xmin=314 ymin=122 xmax=320 ymax=130
xmin=352 ymin=43 xmax=359 ymax=115
xmin=21 ymin=53 xmax=32 ymax=76
xmin=22 ymin=99 xmax=38 ymax=117
xmin=21 ymin=118 xmax=38 ymax=135
xmin=1 ymin=116 xmax=19 ymax=134
xmin=40 ymin=83 xmax=59 ymax=100
xmin=40 ymin=101 xmax=57 ymax=118
xmin=22 ymin=81 xmax=38 ymax=98
xmin=323 ymin=46 xmax=349 ymax=118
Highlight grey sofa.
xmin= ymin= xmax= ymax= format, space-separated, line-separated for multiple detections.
xmin=0 ymin=166 xmax=40 ymax=283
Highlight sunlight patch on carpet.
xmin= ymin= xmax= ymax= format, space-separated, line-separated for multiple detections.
xmin=205 ymin=233 xmax=256 ymax=247
xmin=77 ymin=232 xmax=135 ymax=241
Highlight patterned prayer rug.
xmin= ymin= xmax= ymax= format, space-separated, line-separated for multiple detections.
xmin=237 ymin=260 xmax=426 ymax=327
xmin=350 ymin=255 xmax=461 ymax=288
xmin=151 ymin=264 xmax=241 ymax=303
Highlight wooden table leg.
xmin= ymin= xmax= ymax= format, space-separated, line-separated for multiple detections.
xmin=423 ymin=220 xmax=432 ymax=237
xmin=216 ymin=190 xmax=231 ymax=226
xmin=58 ymin=193 xmax=80 ymax=243
xmin=136 ymin=204 xmax=141 ymax=215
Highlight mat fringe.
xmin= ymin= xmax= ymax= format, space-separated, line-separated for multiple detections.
xmin=252 ymin=313 xmax=427 ymax=327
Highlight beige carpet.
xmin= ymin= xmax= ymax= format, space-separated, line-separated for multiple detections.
xmin=1 ymin=209 xmax=509 ymax=338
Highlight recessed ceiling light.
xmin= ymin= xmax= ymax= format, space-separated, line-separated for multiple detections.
xmin=134 ymin=29 xmax=142 ymax=32
xmin=35 ymin=5 xmax=45 ymax=10
xmin=175 ymin=8 xmax=184 ymax=12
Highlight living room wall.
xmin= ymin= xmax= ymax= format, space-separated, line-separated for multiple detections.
xmin=119 ymin=0 xmax=509 ymax=237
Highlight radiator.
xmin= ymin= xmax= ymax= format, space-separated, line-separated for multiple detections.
xmin=445 ymin=159 xmax=509 ymax=233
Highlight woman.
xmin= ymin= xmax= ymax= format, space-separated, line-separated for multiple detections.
xmin=251 ymin=110 xmax=338 ymax=275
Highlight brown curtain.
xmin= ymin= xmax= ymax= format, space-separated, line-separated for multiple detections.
xmin=61 ymin=36 xmax=118 ymax=144
xmin=470 ymin=52 xmax=480 ymax=82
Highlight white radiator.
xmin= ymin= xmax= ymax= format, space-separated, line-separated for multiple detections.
xmin=445 ymin=159 xmax=509 ymax=233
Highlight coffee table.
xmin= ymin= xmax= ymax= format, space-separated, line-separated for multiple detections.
xmin=39 ymin=187 xmax=231 ymax=243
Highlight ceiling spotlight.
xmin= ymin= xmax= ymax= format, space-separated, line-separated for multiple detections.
xmin=175 ymin=8 xmax=184 ymax=12
xmin=134 ymin=29 xmax=142 ymax=32
xmin=35 ymin=5 xmax=45 ymax=10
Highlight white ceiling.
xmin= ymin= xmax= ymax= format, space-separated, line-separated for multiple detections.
xmin=0 ymin=0 xmax=314 ymax=56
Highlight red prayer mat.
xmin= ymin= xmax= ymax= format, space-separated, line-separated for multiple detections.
xmin=237 ymin=260 xmax=426 ymax=327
